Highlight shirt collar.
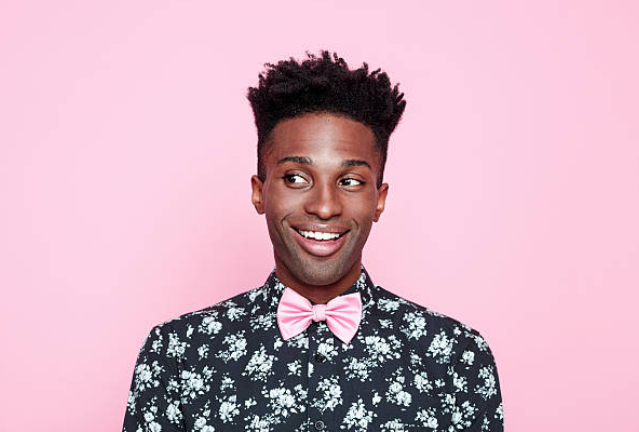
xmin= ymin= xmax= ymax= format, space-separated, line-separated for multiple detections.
xmin=262 ymin=265 xmax=376 ymax=317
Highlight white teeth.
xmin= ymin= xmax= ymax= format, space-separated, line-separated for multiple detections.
xmin=298 ymin=230 xmax=341 ymax=240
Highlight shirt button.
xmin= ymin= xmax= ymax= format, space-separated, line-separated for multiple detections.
xmin=314 ymin=420 xmax=325 ymax=430
xmin=314 ymin=353 xmax=326 ymax=363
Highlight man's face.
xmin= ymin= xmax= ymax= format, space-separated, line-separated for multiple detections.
xmin=251 ymin=112 xmax=388 ymax=287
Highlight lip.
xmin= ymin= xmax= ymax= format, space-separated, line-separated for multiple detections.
xmin=291 ymin=226 xmax=349 ymax=257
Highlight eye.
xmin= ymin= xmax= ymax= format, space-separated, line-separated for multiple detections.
xmin=340 ymin=177 xmax=364 ymax=188
xmin=282 ymin=173 xmax=308 ymax=185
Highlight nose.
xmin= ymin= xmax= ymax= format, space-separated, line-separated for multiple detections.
xmin=304 ymin=181 xmax=343 ymax=220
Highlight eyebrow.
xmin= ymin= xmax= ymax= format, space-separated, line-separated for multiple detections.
xmin=276 ymin=156 xmax=313 ymax=165
xmin=341 ymin=159 xmax=371 ymax=169
xmin=276 ymin=156 xmax=371 ymax=170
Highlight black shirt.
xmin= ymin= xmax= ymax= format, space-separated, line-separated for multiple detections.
xmin=123 ymin=267 xmax=503 ymax=431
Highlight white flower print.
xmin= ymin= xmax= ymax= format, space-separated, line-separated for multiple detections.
xmin=476 ymin=365 xmax=497 ymax=400
xmin=166 ymin=331 xmax=188 ymax=358
xmin=461 ymin=350 xmax=475 ymax=365
xmin=376 ymin=298 xmax=401 ymax=312
xmin=379 ymin=318 xmax=393 ymax=329
xmin=409 ymin=352 xmax=423 ymax=367
xmin=285 ymin=332 xmax=309 ymax=350
xmin=453 ymin=371 xmax=468 ymax=392
xmin=165 ymin=400 xmax=182 ymax=423
xmin=380 ymin=419 xmax=412 ymax=431
xmin=311 ymin=376 xmax=343 ymax=413
xmin=317 ymin=340 xmax=339 ymax=361
xmin=245 ymin=414 xmax=272 ymax=432
xmin=248 ymin=286 xmax=266 ymax=302
xmin=149 ymin=329 xmax=164 ymax=354
xmin=198 ymin=314 xmax=223 ymax=336
xmin=250 ymin=312 xmax=276 ymax=331
xmin=126 ymin=390 xmax=136 ymax=415
xmin=450 ymin=400 xmax=477 ymax=429
xmin=263 ymin=384 xmax=307 ymax=420
xmin=273 ymin=338 xmax=284 ymax=351
xmin=137 ymin=398 xmax=163 ymax=432
xmin=220 ymin=374 xmax=235 ymax=392
xmin=470 ymin=333 xmax=489 ymax=351
xmin=178 ymin=367 xmax=213 ymax=402
xmin=180 ymin=369 xmax=205 ymax=400
xmin=400 ymin=311 xmax=427 ymax=340
xmin=194 ymin=417 xmax=207 ymax=429
xmin=134 ymin=363 xmax=157 ymax=392
xmin=415 ymin=407 xmax=439 ymax=429
xmin=341 ymin=398 xmax=376 ymax=431
xmin=217 ymin=331 xmax=248 ymax=362
xmin=413 ymin=371 xmax=433 ymax=393
xmin=363 ymin=335 xmax=395 ymax=364
xmin=287 ymin=360 xmax=302 ymax=376
xmin=191 ymin=401 xmax=215 ymax=432
xmin=219 ymin=394 xmax=241 ymax=423
xmin=344 ymin=357 xmax=370 ymax=382
xmin=427 ymin=330 xmax=455 ymax=364
xmin=243 ymin=345 xmax=276 ymax=381
xmin=197 ymin=344 xmax=209 ymax=360
xmin=385 ymin=369 xmax=412 ymax=407
xmin=227 ymin=305 xmax=247 ymax=321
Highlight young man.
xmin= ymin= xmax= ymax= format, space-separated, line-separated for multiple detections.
xmin=123 ymin=51 xmax=503 ymax=431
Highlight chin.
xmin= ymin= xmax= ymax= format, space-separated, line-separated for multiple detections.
xmin=293 ymin=258 xmax=355 ymax=287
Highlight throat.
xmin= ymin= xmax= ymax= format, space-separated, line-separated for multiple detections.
xmin=273 ymin=257 xmax=362 ymax=304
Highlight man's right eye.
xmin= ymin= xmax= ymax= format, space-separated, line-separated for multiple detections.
xmin=282 ymin=174 xmax=307 ymax=184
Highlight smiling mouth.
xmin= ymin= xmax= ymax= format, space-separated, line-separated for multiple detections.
xmin=293 ymin=228 xmax=349 ymax=241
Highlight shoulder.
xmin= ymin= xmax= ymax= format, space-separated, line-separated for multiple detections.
xmin=143 ymin=284 xmax=269 ymax=341
xmin=372 ymin=285 xmax=495 ymax=360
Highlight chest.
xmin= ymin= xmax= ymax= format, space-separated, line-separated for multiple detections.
xmin=179 ymin=321 xmax=452 ymax=431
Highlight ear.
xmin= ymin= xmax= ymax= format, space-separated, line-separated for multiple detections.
xmin=251 ymin=175 xmax=265 ymax=214
xmin=373 ymin=182 xmax=389 ymax=222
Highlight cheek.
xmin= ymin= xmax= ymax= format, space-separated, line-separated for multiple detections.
xmin=349 ymin=192 xmax=380 ymax=221
xmin=264 ymin=186 xmax=306 ymax=215
xmin=263 ymin=193 xmax=299 ymax=229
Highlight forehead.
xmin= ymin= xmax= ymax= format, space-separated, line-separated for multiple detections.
xmin=264 ymin=113 xmax=378 ymax=161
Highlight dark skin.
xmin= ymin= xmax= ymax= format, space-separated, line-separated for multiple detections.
xmin=251 ymin=112 xmax=388 ymax=304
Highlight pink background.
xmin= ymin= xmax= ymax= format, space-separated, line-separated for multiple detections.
xmin=1 ymin=1 xmax=638 ymax=430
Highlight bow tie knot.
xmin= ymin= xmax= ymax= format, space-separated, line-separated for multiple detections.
xmin=277 ymin=287 xmax=362 ymax=344
xmin=312 ymin=304 xmax=327 ymax=322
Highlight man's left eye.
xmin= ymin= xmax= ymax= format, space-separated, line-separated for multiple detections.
xmin=340 ymin=178 xmax=363 ymax=187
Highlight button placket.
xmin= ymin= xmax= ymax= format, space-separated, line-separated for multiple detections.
xmin=307 ymin=321 xmax=331 ymax=431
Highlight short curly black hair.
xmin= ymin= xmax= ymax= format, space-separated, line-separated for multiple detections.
xmin=247 ymin=51 xmax=406 ymax=186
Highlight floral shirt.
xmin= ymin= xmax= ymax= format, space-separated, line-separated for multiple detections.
xmin=123 ymin=268 xmax=503 ymax=432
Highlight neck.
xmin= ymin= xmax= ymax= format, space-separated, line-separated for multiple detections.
xmin=274 ymin=259 xmax=362 ymax=304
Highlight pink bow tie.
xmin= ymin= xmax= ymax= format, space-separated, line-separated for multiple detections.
xmin=277 ymin=287 xmax=362 ymax=344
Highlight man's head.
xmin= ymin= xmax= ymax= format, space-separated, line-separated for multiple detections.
xmin=247 ymin=51 xmax=406 ymax=187
xmin=247 ymin=51 xmax=405 ymax=291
